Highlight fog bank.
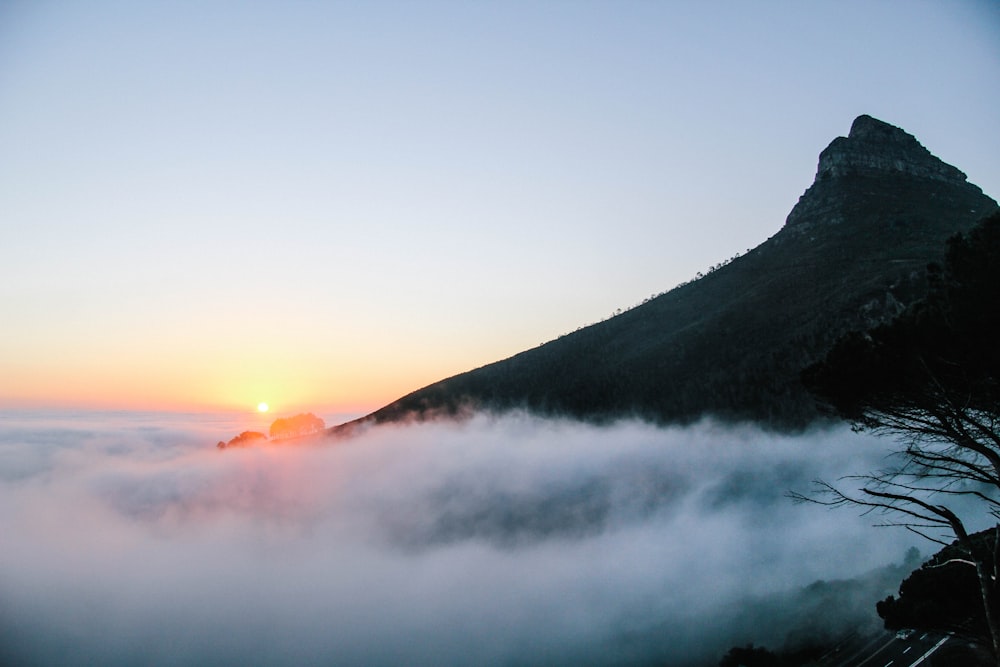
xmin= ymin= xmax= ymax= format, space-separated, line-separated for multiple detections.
xmin=0 ymin=412 xmax=917 ymax=666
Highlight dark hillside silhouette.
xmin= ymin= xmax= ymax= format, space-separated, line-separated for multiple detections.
xmin=335 ymin=116 xmax=997 ymax=433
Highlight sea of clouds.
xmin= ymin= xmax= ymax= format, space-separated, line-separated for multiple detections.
xmin=0 ymin=411 xmax=922 ymax=666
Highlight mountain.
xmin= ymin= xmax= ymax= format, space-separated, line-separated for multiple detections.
xmin=335 ymin=115 xmax=997 ymax=432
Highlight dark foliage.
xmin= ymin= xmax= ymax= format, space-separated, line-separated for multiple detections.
xmin=217 ymin=430 xmax=268 ymax=449
xmin=797 ymin=211 xmax=1000 ymax=660
xmin=802 ymin=211 xmax=1000 ymax=426
xmin=717 ymin=642 xmax=824 ymax=667
xmin=718 ymin=644 xmax=780 ymax=667
xmin=878 ymin=527 xmax=997 ymax=641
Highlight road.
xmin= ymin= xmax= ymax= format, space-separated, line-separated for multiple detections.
xmin=816 ymin=630 xmax=951 ymax=667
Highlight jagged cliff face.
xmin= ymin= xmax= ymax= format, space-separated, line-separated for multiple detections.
xmin=819 ymin=115 xmax=968 ymax=182
xmin=341 ymin=116 xmax=998 ymax=432
xmin=785 ymin=115 xmax=992 ymax=229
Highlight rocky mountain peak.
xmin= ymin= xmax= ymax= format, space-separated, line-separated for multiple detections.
xmin=816 ymin=114 xmax=967 ymax=183
xmin=847 ymin=114 xmax=912 ymax=142
xmin=784 ymin=115 xmax=988 ymax=229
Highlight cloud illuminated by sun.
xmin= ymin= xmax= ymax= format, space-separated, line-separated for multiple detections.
xmin=257 ymin=402 xmax=269 ymax=413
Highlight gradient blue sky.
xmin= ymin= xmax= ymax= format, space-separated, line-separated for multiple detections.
xmin=1 ymin=1 xmax=998 ymax=415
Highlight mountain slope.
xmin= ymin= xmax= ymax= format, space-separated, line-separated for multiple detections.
xmin=340 ymin=116 xmax=997 ymax=431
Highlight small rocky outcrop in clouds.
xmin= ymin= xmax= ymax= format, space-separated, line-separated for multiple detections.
xmin=217 ymin=431 xmax=267 ymax=449
xmin=269 ymin=413 xmax=325 ymax=439
xmin=216 ymin=413 xmax=327 ymax=450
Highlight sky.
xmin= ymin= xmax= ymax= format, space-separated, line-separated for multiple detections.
xmin=1 ymin=1 xmax=998 ymax=416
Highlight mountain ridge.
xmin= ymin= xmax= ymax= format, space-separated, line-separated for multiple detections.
xmin=332 ymin=115 xmax=997 ymax=434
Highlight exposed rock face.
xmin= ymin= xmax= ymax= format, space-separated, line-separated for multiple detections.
xmin=819 ymin=115 xmax=968 ymax=182
xmin=785 ymin=115 xmax=990 ymax=229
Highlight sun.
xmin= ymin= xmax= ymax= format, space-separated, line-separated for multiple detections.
xmin=257 ymin=402 xmax=269 ymax=413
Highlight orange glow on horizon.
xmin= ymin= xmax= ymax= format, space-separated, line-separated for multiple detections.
xmin=0 ymin=361 xmax=422 ymax=419
xmin=0 ymin=333 xmax=485 ymax=419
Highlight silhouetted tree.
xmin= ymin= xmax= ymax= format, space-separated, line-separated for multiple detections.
xmin=718 ymin=644 xmax=780 ymax=667
xmin=795 ymin=212 xmax=1000 ymax=660
xmin=877 ymin=529 xmax=991 ymax=637
xmin=218 ymin=431 xmax=268 ymax=449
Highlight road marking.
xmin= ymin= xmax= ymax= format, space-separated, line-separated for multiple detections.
xmin=918 ymin=633 xmax=927 ymax=640
xmin=908 ymin=636 xmax=949 ymax=667
xmin=848 ymin=633 xmax=897 ymax=667
xmin=883 ymin=661 xmax=894 ymax=667
xmin=903 ymin=646 xmax=911 ymax=654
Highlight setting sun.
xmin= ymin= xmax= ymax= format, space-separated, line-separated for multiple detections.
xmin=257 ymin=402 xmax=269 ymax=413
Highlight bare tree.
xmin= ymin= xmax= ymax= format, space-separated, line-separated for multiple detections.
xmin=794 ymin=212 xmax=1000 ymax=659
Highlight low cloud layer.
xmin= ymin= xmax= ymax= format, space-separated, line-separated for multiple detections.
xmin=0 ymin=412 xmax=919 ymax=666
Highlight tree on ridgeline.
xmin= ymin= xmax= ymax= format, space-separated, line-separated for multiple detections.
xmin=217 ymin=431 xmax=268 ymax=449
xmin=793 ymin=211 xmax=1000 ymax=660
